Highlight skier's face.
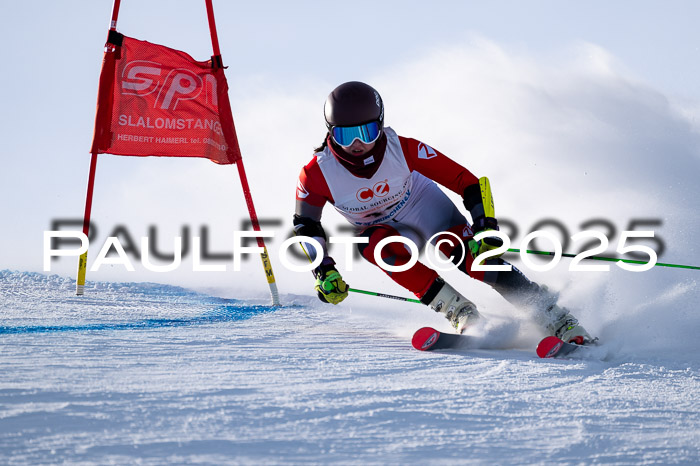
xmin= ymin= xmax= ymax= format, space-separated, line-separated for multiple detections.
xmin=344 ymin=138 xmax=376 ymax=157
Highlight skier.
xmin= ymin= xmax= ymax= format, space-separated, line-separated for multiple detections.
xmin=294 ymin=81 xmax=593 ymax=344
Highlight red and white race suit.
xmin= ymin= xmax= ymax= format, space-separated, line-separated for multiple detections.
xmin=297 ymin=127 xmax=479 ymax=244
xmin=296 ymin=127 xmax=486 ymax=297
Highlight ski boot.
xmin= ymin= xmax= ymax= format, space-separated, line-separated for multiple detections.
xmin=546 ymin=304 xmax=594 ymax=345
xmin=423 ymin=279 xmax=480 ymax=333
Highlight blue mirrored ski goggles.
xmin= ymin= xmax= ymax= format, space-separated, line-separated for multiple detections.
xmin=331 ymin=121 xmax=381 ymax=147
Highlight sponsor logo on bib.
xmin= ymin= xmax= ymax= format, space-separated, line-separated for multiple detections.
xmin=356 ymin=180 xmax=390 ymax=202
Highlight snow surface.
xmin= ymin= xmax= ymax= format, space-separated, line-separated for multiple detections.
xmin=1 ymin=270 xmax=698 ymax=464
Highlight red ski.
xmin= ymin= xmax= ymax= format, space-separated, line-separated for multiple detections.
xmin=536 ymin=335 xmax=591 ymax=359
xmin=411 ymin=327 xmax=467 ymax=351
xmin=413 ymin=328 xmax=601 ymax=358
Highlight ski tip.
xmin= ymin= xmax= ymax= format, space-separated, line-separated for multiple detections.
xmin=412 ymin=327 xmax=441 ymax=351
xmin=537 ymin=335 xmax=565 ymax=358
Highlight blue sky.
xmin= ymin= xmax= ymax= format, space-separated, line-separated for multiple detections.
xmin=1 ymin=1 xmax=698 ymax=295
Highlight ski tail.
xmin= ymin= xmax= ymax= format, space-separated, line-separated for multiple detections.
xmin=412 ymin=327 xmax=468 ymax=351
xmin=537 ymin=335 xmax=592 ymax=358
xmin=537 ymin=336 xmax=565 ymax=358
xmin=412 ymin=327 xmax=442 ymax=351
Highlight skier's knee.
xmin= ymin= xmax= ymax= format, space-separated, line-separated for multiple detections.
xmin=357 ymin=224 xmax=403 ymax=265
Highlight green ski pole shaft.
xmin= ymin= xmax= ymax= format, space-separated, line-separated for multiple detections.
xmin=507 ymin=248 xmax=700 ymax=270
xmin=349 ymin=288 xmax=422 ymax=304
xmin=348 ymin=251 xmax=698 ymax=306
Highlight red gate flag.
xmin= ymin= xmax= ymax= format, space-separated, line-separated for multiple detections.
xmin=91 ymin=33 xmax=241 ymax=164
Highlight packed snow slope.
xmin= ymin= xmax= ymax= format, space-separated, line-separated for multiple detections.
xmin=1 ymin=270 xmax=698 ymax=464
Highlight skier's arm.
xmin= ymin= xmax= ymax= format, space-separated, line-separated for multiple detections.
xmin=295 ymin=164 xmax=348 ymax=305
xmin=399 ymin=135 xmax=494 ymax=223
xmin=293 ymin=201 xmax=329 ymax=263
xmin=399 ymin=136 xmax=479 ymax=195
xmin=399 ymin=136 xmax=503 ymax=258
xmin=295 ymin=161 xmax=333 ymax=264
xmin=293 ymin=205 xmax=349 ymax=305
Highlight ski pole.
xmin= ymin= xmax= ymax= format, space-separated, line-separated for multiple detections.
xmin=349 ymin=287 xmax=422 ymax=304
xmin=296 ymin=236 xmax=423 ymax=303
xmin=350 ymin=248 xmax=699 ymax=305
xmin=506 ymin=248 xmax=700 ymax=270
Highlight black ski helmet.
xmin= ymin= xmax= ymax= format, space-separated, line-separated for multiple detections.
xmin=324 ymin=81 xmax=384 ymax=131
